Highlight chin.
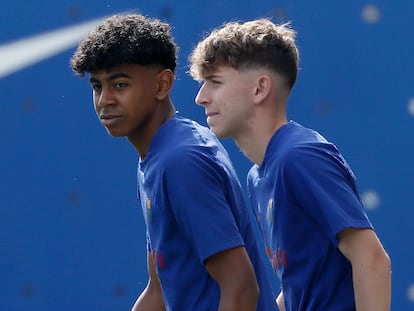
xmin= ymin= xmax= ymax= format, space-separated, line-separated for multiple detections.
xmin=210 ymin=129 xmax=227 ymax=139
xmin=105 ymin=128 xmax=126 ymax=138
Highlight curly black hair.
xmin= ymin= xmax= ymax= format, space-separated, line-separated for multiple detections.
xmin=70 ymin=14 xmax=178 ymax=76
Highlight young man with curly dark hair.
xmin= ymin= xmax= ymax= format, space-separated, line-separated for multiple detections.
xmin=70 ymin=14 xmax=278 ymax=311
xmin=189 ymin=19 xmax=391 ymax=311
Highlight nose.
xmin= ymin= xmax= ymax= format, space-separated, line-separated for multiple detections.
xmin=195 ymin=83 xmax=209 ymax=106
xmin=94 ymin=87 xmax=115 ymax=109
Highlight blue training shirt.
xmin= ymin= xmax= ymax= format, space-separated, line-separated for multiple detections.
xmin=247 ymin=121 xmax=373 ymax=311
xmin=138 ymin=113 xmax=277 ymax=310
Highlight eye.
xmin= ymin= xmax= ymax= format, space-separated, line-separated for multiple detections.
xmin=206 ymin=76 xmax=223 ymax=86
xmin=90 ymin=83 xmax=102 ymax=91
xmin=114 ymin=82 xmax=128 ymax=88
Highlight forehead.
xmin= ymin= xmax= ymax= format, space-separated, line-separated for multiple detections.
xmin=89 ymin=64 xmax=156 ymax=81
xmin=204 ymin=65 xmax=261 ymax=85
xmin=203 ymin=64 xmax=238 ymax=78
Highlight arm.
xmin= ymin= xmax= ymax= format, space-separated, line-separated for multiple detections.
xmin=338 ymin=228 xmax=391 ymax=311
xmin=204 ymin=246 xmax=259 ymax=311
xmin=131 ymin=251 xmax=166 ymax=311
xmin=276 ymin=291 xmax=284 ymax=311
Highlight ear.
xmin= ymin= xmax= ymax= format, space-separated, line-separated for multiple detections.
xmin=253 ymin=74 xmax=271 ymax=104
xmin=156 ymin=69 xmax=174 ymax=100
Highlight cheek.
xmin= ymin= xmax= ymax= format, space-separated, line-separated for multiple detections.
xmin=92 ymin=93 xmax=99 ymax=108
xmin=226 ymin=84 xmax=248 ymax=101
xmin=93 ymin=100 xmax=99 ymax=114
xmin=228 ymin=97 xmax=252 ymax=122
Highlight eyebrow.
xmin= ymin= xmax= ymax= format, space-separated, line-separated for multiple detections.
xmin=89 ymin=72 xmax=132 ymax=84
xmin=204 ymin=74 xmax=223 ymax=80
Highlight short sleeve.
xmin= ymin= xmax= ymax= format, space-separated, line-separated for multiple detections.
xmin=283 ymin=144 xmax=372 ymax=246
xmin=163 ymin=149 xmax=245 ymax=262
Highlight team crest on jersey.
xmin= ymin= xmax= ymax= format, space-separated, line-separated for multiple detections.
xmin=267 ymin=198 xmax=273 ymax=224
xmin=266 ymin=246 xmax=288 ymax=270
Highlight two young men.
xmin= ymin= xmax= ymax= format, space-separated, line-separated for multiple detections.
xmin=71 ymin=12 xmax=391 ymax=311
xmin=70 ymin=14 xmax=277 ymax=310
xmin=189 ymin=19 xmax=391 ymax=310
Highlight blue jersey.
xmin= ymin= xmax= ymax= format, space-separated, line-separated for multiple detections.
xmin=247 ymin=121 xmax=373 ymax=311
xmin=138 ymin=114 xmax=277 ymax=310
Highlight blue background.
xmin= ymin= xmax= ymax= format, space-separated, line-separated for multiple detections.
xmin=1 ymin=1 xmax=413 ymax=310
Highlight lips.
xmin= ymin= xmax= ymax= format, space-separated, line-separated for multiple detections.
xmin=206 ymin=111 xmax=220 ymax=126
xmin=206 ymin=111 xmax=219 ymax=117
xmin=99 ymin=114 xmax=122 ymax=126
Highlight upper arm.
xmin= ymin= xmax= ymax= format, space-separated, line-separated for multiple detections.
xmin=204 ymin=246 xmax=259 ymax=310
xmin=337 ymin=227 xmax=391 ymax=283
xmin=337 ymin=228 xmax=391 ymax=311
xmin=337 ymin=228 xmax=389 ymax=263
xmin=204 ymin=246 xmax=257 ymax=287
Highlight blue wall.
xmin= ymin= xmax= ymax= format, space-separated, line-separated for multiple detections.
xmin=1 ymin=1 xmax=413 ymax=310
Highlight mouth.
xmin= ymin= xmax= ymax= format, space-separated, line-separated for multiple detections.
xmin=206 ymin=112 xmax=220 ymax=126
xmin=206 ymin=111 xmax=219 ymax=117
xmin=99 ymin=114 xmax=122 ymax=126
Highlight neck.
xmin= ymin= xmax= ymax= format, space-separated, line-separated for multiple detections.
xmin=235 ymin=113 xmax=287 ymax=166
xmin=236 ymin=87 xmax=289 ymax=165
xmin=128 ymin=102 xmax=176 ymax=159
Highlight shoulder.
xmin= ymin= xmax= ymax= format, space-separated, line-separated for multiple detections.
xmin=163 ymin=134 xmax=226 ymax=178
xmin=157 ymin=114 xmax=233 ymax=176
xmin=273 ymin=129 xmax=343 ymax=181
